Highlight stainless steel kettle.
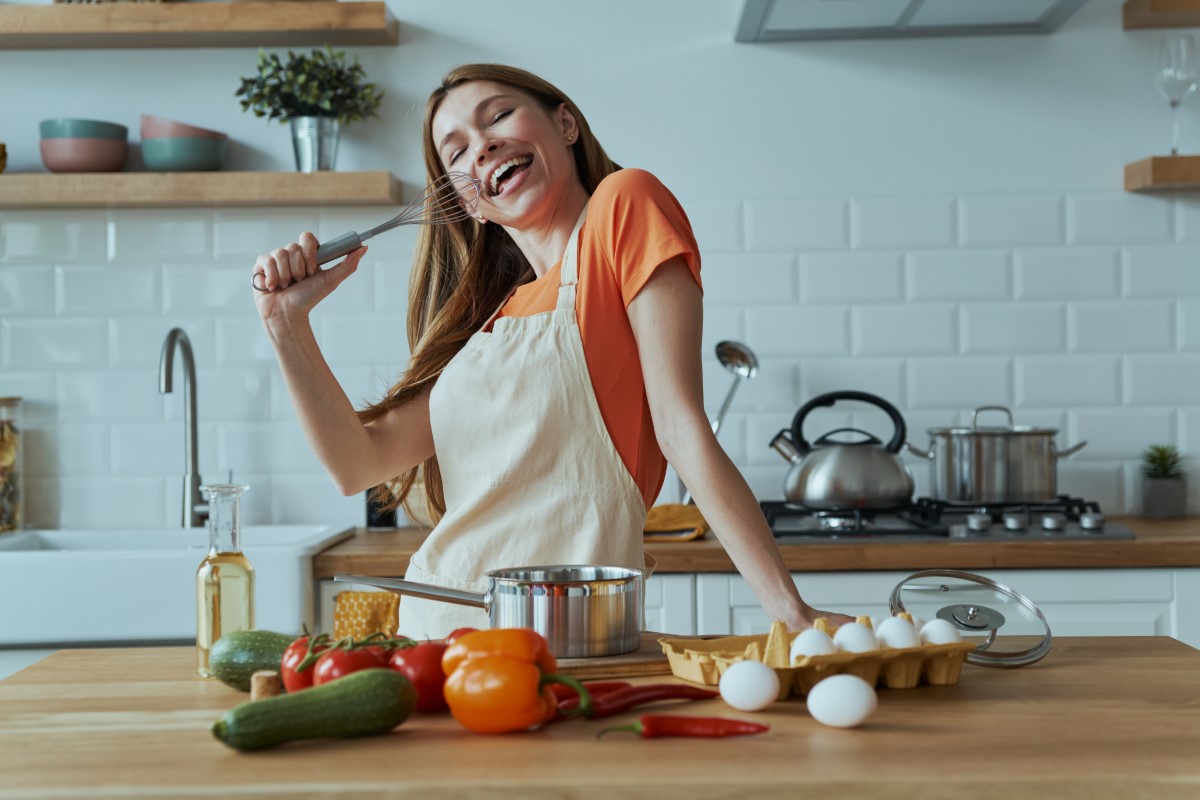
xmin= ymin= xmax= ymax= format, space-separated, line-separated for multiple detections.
xmin=770 ymin=390 xmax=914 ymax=510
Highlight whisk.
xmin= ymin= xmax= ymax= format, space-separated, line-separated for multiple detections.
xmin=253 ymin=171 xmax=482 ymax=292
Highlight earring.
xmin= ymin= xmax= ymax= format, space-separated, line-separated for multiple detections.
xmin=475 ymin=215 xmax=487 ymax=223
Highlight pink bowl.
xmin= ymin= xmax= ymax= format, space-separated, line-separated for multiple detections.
xmin=140 ymin=114 xmax=227 ymax=141
xmin=39 ymin=137 xmax=127 ymax=173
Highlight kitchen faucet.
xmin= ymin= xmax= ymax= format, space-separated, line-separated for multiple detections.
xmin=159 ymin=327 xmax=207 ymax=528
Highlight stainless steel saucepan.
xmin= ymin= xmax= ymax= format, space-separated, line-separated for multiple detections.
xmin=334 ymin=564 xmax=644 ymax=658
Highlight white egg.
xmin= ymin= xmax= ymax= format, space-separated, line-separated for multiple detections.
xmin=790 ymin=628 xmax=836 ymax=660
xmin=920 ymin=618 xmax=965 ymax=645
xmin=806 ymin=674 xmax=878 ymax=729
xmin=832 ymin=621 xmax=879 ymax=653
xmin=875 ymin=616 xmax=920 ymax=649
xmin=719 ymin=659 xmax=781 ymax=712
xmin=909 ymin=615 xmax=927 ymax=632
xmin=867 ymin=616 xmax=884 ymax=631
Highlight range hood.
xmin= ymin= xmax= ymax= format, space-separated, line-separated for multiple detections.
xmin=736 ymin=0 xmax=1091 ymax=41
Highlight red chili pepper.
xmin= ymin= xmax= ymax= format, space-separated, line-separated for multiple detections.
xmin=598 ymin=715 xmax=770 ymax=739
xmin=550 ymin=681 xmax=632 ymax=702
xmin=564 ymin=683 xmax=719 ymax=719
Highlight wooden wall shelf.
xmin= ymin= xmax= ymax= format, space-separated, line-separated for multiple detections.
xmin=1125 ymin=156 xmax=1200 ymax=191
xmin=0 ymin=2 xmax=399 ymax=49
xmin=0 ymin=171 xmax=403 ymax=209
xmin=1123 ymin=0 xmax=1200 ymax=29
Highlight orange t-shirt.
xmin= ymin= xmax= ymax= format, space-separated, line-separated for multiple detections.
xmin=496 ymin=168 xmax=702 ymax=508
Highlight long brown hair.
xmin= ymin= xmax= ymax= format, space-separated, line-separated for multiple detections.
xmin=360 ymin=64 xmax=620 ymax=523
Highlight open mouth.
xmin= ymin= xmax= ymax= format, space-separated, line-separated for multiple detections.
xmin=488 ymin=155 xmax=533 ymax=197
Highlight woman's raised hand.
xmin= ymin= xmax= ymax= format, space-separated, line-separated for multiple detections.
xmin=251 ymin=231 xmax=367 ymax=321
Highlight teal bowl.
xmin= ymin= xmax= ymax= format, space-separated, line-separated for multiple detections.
xmin=141 ymin=136 xmax=227 ymax=171
xmin=40 ymin=119 xmax=128 ymax=141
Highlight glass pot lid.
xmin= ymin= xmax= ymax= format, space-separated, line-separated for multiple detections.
xmin=888 ymin=569 xmax=1052 ymax=668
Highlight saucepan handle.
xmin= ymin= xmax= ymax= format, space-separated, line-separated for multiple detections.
xmin=333 ymin=572 xmax=488 ymax=609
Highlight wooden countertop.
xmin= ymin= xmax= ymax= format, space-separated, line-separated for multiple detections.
xmin=1 ymin=638 xmax=1197 ymax=798
xmin=314 ymin=517 xmax=1200 ymax=579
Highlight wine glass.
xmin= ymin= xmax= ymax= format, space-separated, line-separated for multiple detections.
xmin=1156 ymin=35 xmax=1199 ymax=156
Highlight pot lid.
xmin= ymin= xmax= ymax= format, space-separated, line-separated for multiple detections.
xmin=889 ymin=569 xmax=1052 ymax=668
xmin=924 ymin=405 xmax=1058 ymax=437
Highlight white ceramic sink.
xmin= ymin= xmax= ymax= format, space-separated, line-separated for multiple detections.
xmin=0 ymin=526 xmax=354 ymax=646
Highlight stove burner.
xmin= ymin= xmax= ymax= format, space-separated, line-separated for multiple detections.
xmin=1041 ymin=513 xmax=1067 ymax=531
xmin=1003 ymin=513 xmax=1027 ymax=531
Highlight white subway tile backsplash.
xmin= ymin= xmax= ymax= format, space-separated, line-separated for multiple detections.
xmin=219 ymin=421 xmax=325 ymax=476
xmin=59 ymin=370 xmax=163 ymax=422
xmin=1068 ymin=194 xmax=1172 ymax=245
xmin=801 ymin=252 xmax=903 ymax=303
xmin=1015 ymin=247 xmax=1121 ymax=299
xmin=161 ymin=370 xmax=270 ymax=423
xmin=1124 ymin=245 xmax=1200 ymax=298
xmin=1126 ymin=355 xmax=1200 ymax=404
xmin=704 ymin=358 xmax=798 ymax=413
xmin=1069 ymin=408 xmax=1176 ymax=459
xmin=1056 ymin=461 xmax=1124 ymax=514
xmin=24 ymin=424 xmax=109 ymax=478
xmin=163 ymin=263 xmax=254 ymax=315
xmin=852 ymin=197 xmax=956 ymax=249
xmin=375 ymin=259 xmax=414 ymax=312
xmin=320 ymin=313 xmax=410 ymax=368
xmin=908 ymin=250 xmax=1010 ymax=301
xmin=1182 ymin=408 xmax=1200 ymax=454
xmin=1016 ymin=356 xmax=1121 ymax=407
xmin=748 ymin=411 xmax=798 ymax=466
xmin=111 ymin=317 xmax=215 ymax=369
xmin=960 ymin=194 xmax=1063 ymax=246
xmin=745 ymin=199 xmax=847 ymax=252
xmin=268 ymin=473 xmax=363 ymax=526
xmin=214 ymin=209 xmax=321 ymax=258
xmin=110 ymin=210 xmax=213 ymax=261
xmin=1182 ymin=300 xmax=1200 ymax=350
xmin=703 ymin=253 xmax=797 ymax=305
xmin=684 ymin=201 xmax=742 ymax=253
xmin=853 ymin=304 xmax=957 ymax=355
xmin=0 ymin=372 xmax=55 ymax=424
xmin=0 ymin=264 xmax=54 ymax=316
xmin=1070 ymin=301 xmax=1173 ymax=352
xmin=214 ymin=317 xmax=279 ymax=367
xmin=0 ymin=211 xmax=108 ymax=262
xmin=58 ymin=264 xmax=160 ymax=316
xmin=799 ymin=357 xmax=904 ymax=402
xmin=318 ymin=209 xmax=419 ymax=263
xmin=908 ymin=357 xmax=1012 ymax=409
xmin=747 ymin=306 xmax=849 ymax=356
xmin=962 ymin=303 xmax=1065 ymax=354
xmin=111 ymin=422 xmax=219 ymax=476
xmin=1 ymin=318 xmax=108 ymax=369
xmin=703 ymin=308 xmax=745 ymax=358
xmin=55 ymin=477 xmax=167 ymax=529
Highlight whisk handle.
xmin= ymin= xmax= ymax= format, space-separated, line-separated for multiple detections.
xmin=316 ymin=231 xmax=364 ymax=266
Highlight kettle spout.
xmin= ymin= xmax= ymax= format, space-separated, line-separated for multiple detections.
xmin=770 ymin=429 xmax=803 ymax=464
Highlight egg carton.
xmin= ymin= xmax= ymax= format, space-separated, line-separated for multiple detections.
xmin=658 ymin=617 xmax=975 ymax=699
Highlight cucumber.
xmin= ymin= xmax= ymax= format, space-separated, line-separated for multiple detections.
xmin=208 ymin=630 xmax=296 ymax=692
xmin=211 ymin=668 xmax=416 ymax=751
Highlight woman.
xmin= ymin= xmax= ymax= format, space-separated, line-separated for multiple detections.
xmin=252 ymin=63 xmax=850 ymax=637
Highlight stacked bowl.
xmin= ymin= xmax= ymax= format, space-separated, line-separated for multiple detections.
xmin=39 ymin=119 xmax=129 ymax=173
xmin=140 ymin=115 xmax=228 ymax=171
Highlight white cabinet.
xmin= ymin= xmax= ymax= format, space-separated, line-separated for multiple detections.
xmin=317 ymin=574 xmax=697 ymax=637
xmin=695 ymin=568 xmax=1193 ymax=647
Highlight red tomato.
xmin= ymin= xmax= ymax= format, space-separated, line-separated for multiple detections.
xmin=280 ymin=636 xmax=328 ymax=693
xmin=388 ymin=641 xmax=449 ymax=713
xmin=313 ymin=647 xmax=386 ymax=686
xmin=445 ymin=627 xmax=479 ymax=644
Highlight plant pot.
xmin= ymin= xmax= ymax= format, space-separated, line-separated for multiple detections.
xmin=289 ymin=116 xmax=339 ymax=173
xmin=1142 ymin=477 xmax=1188 ymax=518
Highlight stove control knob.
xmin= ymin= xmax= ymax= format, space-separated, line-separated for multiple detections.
xmin=1041 ymin=513 xmax=1067 ymax=531
xmin=1003 ymin=513 xmax=1028 ymax=531
xmin=966 ymin=513 xmax=992 ymax=532
xmin=1080 ymin=512 xmax=1106 ymax=531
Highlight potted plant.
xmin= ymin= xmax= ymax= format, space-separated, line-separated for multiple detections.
xmin=1141 ymin=444 xmax=1188 ymax=518
xmin=235 ymin=45 xmax=383 ymax=173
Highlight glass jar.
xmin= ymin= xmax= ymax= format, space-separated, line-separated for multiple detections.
xmin=0 ymin=397 xmax=22 ymax=532
xmin=195 ymin=483 xmax=256 ymax=678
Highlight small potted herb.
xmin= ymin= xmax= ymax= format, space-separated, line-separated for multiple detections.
xmin=235 ymin=45 xmax=384 ymax=172
xmin=1141 ymin=444 xmax=1188 ymax=518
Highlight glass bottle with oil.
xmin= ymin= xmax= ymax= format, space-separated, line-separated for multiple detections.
xmin=196 ymin=484 xmax=255 ymax=678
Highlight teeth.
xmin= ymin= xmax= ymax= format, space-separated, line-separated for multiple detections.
xmin=490 ymin=156 xmax=532 ymax=195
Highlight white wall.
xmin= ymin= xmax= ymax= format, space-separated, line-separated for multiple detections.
xmin=1 ymin=0 xmax=1198 ymax=528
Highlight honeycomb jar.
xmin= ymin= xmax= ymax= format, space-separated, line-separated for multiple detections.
xmin=0 ymin=397 xmax=23 ymax=532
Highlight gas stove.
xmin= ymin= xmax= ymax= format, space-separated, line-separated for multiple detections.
xmin=763 ymin=496 xmax=1136 ymax=544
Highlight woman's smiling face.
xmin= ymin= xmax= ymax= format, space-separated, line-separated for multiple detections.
xmin=431 ymin=80 xmax=579 ymax=227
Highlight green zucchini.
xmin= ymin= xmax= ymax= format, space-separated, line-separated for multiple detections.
xmin=211 ymin=668 xmax=416 ymax=752
xmin=208 ymin=629 xmax=296 ymax=692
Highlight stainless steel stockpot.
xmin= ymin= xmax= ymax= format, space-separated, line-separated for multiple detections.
xmin=333 ymin=564 xmax=643 ymax=658
xmin=906 ymin=406 xmax=1087 ymax=504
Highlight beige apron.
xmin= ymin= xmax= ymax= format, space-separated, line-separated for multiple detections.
xmin=400 ymin=206 xmax=647 ymax=639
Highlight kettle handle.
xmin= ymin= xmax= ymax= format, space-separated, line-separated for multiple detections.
xmin=792 ymin=390 xmax=908 ymax=454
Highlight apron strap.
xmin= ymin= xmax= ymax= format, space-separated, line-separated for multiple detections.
xmin=557 ymin=204 xmax=589 ymax=294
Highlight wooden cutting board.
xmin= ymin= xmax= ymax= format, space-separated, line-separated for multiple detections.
xmin=555 ymin=632 xmax=709 ymax=680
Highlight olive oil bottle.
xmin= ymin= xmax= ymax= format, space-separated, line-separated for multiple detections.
xmin=196 ymin=484 xmax=255 ymax=678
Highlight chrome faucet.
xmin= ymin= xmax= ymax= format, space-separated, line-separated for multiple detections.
xmin=159 ymin=327 xmax=207 ymax=528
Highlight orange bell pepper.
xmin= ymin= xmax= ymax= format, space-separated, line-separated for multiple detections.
xmin=441 ymin=628 xmax=592 ymax=734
